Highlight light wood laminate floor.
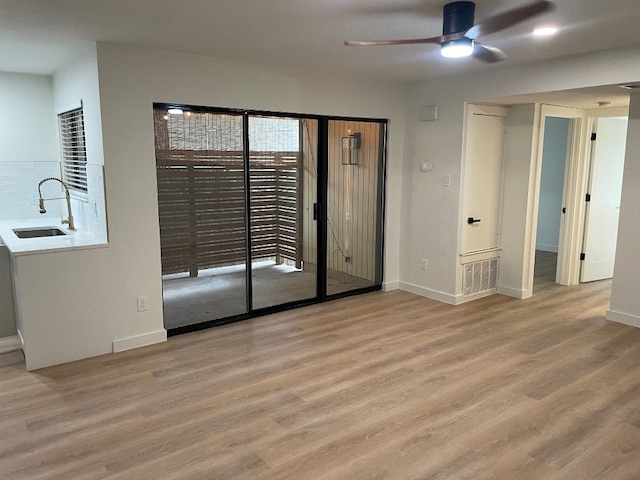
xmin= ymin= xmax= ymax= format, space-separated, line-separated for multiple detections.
xmin=1 ymin=254 xmax=639 ymax=479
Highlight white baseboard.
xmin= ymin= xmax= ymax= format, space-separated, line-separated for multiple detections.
xmin=535 ymin=244 xmax=559 ymax=253
xmin=112 ymin=329 xmax=167 ymax=353
xmin=498 ymin=285 xmax=532 ymax=299
xmin=606 ymin=309 xmax=640 ymax=328
xmin=453 ymin=289 xmax=498 ymax=305
xmin=382 ymin=281 xmax=399 ymax=292
xmin=0 ymin=335 xmax=21 ymax=355
xmin=399 ymin=281 xmax=457 ymax=305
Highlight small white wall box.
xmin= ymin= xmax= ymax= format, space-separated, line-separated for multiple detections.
xmin=421 ymin=105 xmax=438 ymax=121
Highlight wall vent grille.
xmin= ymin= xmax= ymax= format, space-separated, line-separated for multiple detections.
xmin=463 ymin=258 xmax=498 ymax=295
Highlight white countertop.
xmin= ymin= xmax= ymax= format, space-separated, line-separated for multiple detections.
xmin=0 ymin=218 xmax=108 ymax=256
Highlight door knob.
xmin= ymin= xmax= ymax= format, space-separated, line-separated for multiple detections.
xmin=467 ymin=217 xmax=481 ymax=225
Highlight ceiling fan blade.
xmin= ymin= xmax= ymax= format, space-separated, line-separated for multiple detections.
xmin=344 ymin=35 xmax=446 ymax=47
xmin=472 ymin=42 xmax=507 ymax=63
xmin=466 ymin=0 xmax=555 ymax=40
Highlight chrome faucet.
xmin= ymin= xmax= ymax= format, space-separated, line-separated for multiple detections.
xmin=38 ymin=177 xmax=76 ymax=231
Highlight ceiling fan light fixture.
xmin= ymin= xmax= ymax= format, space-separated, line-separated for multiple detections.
xmin=533 ymin=25 xmax=558 ymax=36
xmin=441 ymin=37 xmax=474 ymax=58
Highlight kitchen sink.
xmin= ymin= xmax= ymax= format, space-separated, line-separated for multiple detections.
xmin=13 ymin=227 xmax=68 ymax=239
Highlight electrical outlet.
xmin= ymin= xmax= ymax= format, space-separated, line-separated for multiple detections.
xmin=421 ymin=258 xmax=428 ymax=271
xmin=136 ymin=296 xmax=148 ymax=312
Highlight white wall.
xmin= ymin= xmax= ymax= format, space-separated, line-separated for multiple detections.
xmin=498 ymin=104 xmax=540 ymax=299
xmin=94 ymin=42 xmax=405 ymax=347
xmin=53 ymin=46 xmax=107 ymax=239
xmin=537 ymin=117 xmax=570 ymax=252
xmin=0 ymin=73 xmax=57 ymax=164
xmin=607 ymin=94 xmax=640 ymax=327
xmin=402 ymin=44 xmax=640 ymax=307
xmin=399 ymin=87 xmax=465 ymax=302
xmin=0 ymin=72 xmax=60 ymax=222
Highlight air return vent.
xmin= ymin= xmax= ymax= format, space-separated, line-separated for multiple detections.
xmin=463 ymin=259 xmax=498 ymax=296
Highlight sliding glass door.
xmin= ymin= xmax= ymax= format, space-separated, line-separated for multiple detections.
xmin=248 ymin=116 xmax=318 ymax=310
xmin=326 ymin=120 xmax=384 ymax=295
xmin=154 ymin=105 xmax=385 ymax=332
xmin=155 ymin=109 xmax=249 ymax=329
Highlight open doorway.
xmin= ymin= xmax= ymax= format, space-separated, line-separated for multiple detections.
xmin=487 ymin=85 xmax=630 ymax=301
xmin=532 ymin=108 xmax=628 ymax=293
xmin=534 ymin=116 xmax=571 ymax=284
xmin=531 ymin=105 xmax=586 ymax=292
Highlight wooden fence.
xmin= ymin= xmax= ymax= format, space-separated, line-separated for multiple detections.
xmin=156 ymin=149 xmax=302 ymax=276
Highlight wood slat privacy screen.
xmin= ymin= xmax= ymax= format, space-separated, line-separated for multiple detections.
xmin=154 ymin=109 xmax=303 ymax=276
xmin=58 ymin=105 xmax=88 ymax=192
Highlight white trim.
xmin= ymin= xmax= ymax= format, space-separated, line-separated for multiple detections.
xmin=605 ymin=309 xmax=640 ymax=328
xmin=454 ymin=289 xmax=497 ymax=304
xmin=112 ymin=329 xmax=167 ymax=353
xmin=382 ymin=281 xmax=399 ymax=291
xmin=399 ymin=281 xmax=457 ymax=305
xmin=530 ymin=105 xmax=588 ymax=291
xmin=498 ymin=285 xmax=532 ymax=299
xmin=16 ymin=328 xmax=25 ymax=349
xmin=459 ymin=247 xmax=502 ymax=258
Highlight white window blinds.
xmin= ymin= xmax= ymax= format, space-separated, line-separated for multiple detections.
xmin=58 ymin=105 xmax=88 ymax=192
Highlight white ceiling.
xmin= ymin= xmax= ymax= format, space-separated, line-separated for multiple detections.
xmin=1 ymin=0 xmax=640 ymax=102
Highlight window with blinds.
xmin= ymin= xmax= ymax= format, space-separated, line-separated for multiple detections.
xmin=58 ymin=105 xmax=88 ymax=193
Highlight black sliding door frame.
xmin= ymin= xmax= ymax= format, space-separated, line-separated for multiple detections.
xmin=242 ymin=113 xmax=253 ymax=313
xmin=316 ymin=117 xmax=329 ymax=301
xmin=155 ymin=103 xmax=387 ymax=336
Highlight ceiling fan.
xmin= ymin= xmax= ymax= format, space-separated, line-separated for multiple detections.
xmin=344 ymin=0 xmax=555 ymax=63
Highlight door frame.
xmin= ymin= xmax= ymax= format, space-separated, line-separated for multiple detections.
xmin=530 ymin=105 xmax=629 ymax=289
xmin=531 ymin=105 xmax=587 ymax=288
xmin=459 ymin=104 xmax=508 ymax=257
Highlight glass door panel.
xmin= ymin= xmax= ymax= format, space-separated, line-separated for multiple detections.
xmin=154 ymin=108 xmax=248 ymax=329
xmin=326 ymin=120 xmax=384 ymax=295
xmin=248 ymin=116 xmax=318 ymax=309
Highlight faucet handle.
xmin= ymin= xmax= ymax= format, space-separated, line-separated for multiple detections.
xmin=62 ymin=216 xmax=76 ymax=230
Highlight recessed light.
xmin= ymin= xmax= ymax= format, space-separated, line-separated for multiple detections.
xmin=167 ymin=108 xmax=184 ymax=115
xmin=533 ymin=26 xmax=558 ymax=37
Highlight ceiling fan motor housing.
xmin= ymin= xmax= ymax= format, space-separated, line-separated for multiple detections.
xmin=443 ymin=1 xmax=476 ymax=35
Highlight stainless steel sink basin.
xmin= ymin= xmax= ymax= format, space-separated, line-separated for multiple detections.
xmin=13 ymin=227 xmax=68 ymax=239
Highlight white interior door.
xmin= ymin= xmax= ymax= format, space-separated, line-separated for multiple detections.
xmin=580 ymin=116 xmax=628 ymax=282
xmin=461 ymin=105 xmax=507 ymax=254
